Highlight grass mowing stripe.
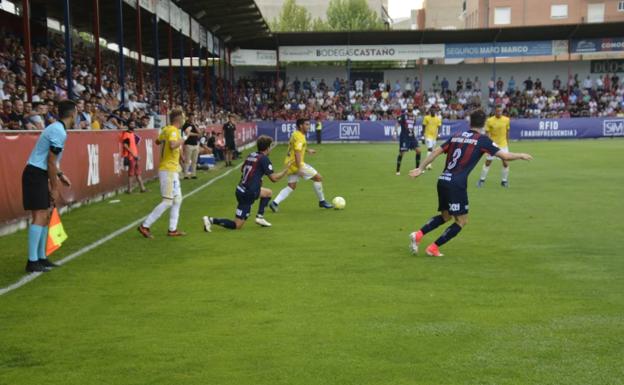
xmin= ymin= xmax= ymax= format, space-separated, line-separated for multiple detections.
xmin=0 ymin=162 xmax=242 ymax=297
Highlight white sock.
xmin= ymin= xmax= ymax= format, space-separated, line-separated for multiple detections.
xmin=313 ymin=181 xmax=325 ymax=202
xmin=143 ymin=200 xmax=172 ymax=228
xmin=502 ymin=166 xmax=509 ymax=182
xmin=480 ymin=165 xmax=490 ymax=181
xmin=169 ymin=198 xmax=182 ymax=231
xmin=274 ymin=186 xmax=293 ymax=205
xmin=426 ymin=151 xmax=432 ymax=158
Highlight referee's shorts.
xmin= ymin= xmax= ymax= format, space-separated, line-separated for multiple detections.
xmin=22 ymin=164 xmax=50 ymax=211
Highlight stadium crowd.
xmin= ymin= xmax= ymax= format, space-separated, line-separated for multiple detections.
xmin=0 ymin=31 xmax=233 ymax=131
xmin=237 ymin=72 xmax=624 ymax=121
xmin=1 ymin=29 xmax=623 ymax=132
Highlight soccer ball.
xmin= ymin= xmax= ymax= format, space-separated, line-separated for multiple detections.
xmin=332 ymin=196 xmax=346 ymax=210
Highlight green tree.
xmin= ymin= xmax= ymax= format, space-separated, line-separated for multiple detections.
xmin=312 ymin=17 xmax=328 ymax=31
xmin=324 ymin=0 xmax=385 ymax=31
xmin=270 ymin=0 xmax=313 ymax=32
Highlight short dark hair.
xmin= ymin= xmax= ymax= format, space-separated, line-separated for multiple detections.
xmin=470 ymin=109 xmax=486 ymax=129
xmin=296 ymin=118 xmax=309 ymax=128
xmin=256 ymin=135 xmax=273 ymax=152
xmin=58 ymin=100 xmax=77 ymax=119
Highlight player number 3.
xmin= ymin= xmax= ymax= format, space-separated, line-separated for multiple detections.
xmin=447 ymin=148 xmax=462 ymax=170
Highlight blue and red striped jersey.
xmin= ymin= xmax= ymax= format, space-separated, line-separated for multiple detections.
xmin=238 ymin=152 xmax=273 ymax=195
xmin=397 ymin=112 xmax=419 ymax=141
xmin=438 ymin=130 xmax=500 ymax=188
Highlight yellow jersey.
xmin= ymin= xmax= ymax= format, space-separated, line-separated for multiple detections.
xmin=159 ymin=125 xmax=182 ymax=172
xmin=423 ymin=115 xmax=442 ymax=140
xmin=485 ymin=116 xmax=510 ymax=148
xmin=285 ymin=130 xmax=307 ymax=174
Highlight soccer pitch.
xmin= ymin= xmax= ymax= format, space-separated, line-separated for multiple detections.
xmin=1 ymin=140 xmax=623 ymax=385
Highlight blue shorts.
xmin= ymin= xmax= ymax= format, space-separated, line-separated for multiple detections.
xmin=437 ymin=180 xmax=468 ymax=216
xmin=400 ymin=138 xmax=418 ymax=152
xmin=235 ymin=188 xmax=259 ymax=220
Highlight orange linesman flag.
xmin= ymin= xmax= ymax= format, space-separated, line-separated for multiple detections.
xmin=46 ymin=208 xmax=68 ymax=256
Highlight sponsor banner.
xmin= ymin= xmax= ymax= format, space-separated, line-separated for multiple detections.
xmin=231 ymin=49 xmax=277 ymax=66
xmin=590 ymin=59 xmax=624 ymax=74
xmin=191 ymin=19 xmax=200 ymax=43
xmin=199 ymin=26 xmax=207 ymax=48
xmin=278 ymin=44 xmax=445 ymax=62
xmin=0 ymin=123 xmax=259 ymax=225
xmin=571 ymin=38 xmax=624 ymax=54
xmin=0 ymin=130 xmax=160 ymax=226
xmin=179 ymin=10 xmax=190 ymax=37
xmin=139 ymin=0 xmax=156 ymax=13
xmin=258 ymin=120 xmax=462 ymax=142
xmin=204 ymin=122 xmax=258 ymax=148
xmin=445 ymin=41 xmax=555 ymax=59
xmin=257 ymin=118 xmax=624 ymax=143
xmin=214 ymin=38 xmax=221 ymax=57
xmin=514 ymin=118 xmax=624 ymax=139
xmin=552 ymin=40 xmax=569 ymax=56
xmin=207 ymin=31 xmax=214 ymax=55
xmin=156 ymin=0 xmax=169 ymax=22
xmin=169 ymin=3 xmax=180 ymax=30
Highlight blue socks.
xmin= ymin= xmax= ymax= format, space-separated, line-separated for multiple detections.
xmin=434 ymin=223 xmax=463 ymax=247
xmin=420 ymin=215 xmax=446 ymax=235
xmin=28 ymin=224 xmax=44 ymax=262
xmin=39 ymin=226 xmax=48 ymax=260
xmin=213 ymin=218 xmax=237 ymax=230
xmin=257 ymin=197 xmax=270 ymax=216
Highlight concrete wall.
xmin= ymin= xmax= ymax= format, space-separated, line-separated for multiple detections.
xmin=466 ymin=0 xmax=624 ymax=28
xmin=423 ymin=0 xmax=464 ymax=29
xmin=384 ymin=61 xmax=593 ymax=90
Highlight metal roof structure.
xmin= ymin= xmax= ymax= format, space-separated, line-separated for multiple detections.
xmin=29 ymin=0 xmax=271 ymax=58
xmin=175 ymin=0 xmax=271 ymax=44
xmin=238 ymin=21 xmax=624 ymax=50
xmin=22 ymin=2 xmax=624 ymax=57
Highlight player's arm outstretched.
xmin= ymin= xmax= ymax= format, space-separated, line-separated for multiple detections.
xmin=495 ymin=150 xmax=532 ymax=161
xmin=409 ymin=147 xmax=445 ymax=177
xmin=268 ymin=161 xmax=294 ymax=182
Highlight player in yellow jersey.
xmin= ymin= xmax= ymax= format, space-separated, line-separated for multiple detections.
xmin=478 ymin=106 xmax=511 ymax=188
xmin=269 ymin=118 xmax=334 ymax=211
xmin=422 ymin=108 xmax=442 ymax=170
xmin=138 ymin=109 xmax=187 ymax=238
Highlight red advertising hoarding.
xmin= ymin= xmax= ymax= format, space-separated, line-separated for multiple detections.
xmin=0 ymin=129 xmax=161 ymax=226
xmin=0 ymin=122 xmax=258 ymax=227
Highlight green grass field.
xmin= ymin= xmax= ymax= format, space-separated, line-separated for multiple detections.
xmin=1 ymin=140 xmax=623 ymax=385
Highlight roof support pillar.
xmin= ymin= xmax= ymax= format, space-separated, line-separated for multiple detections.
xmin=63 ymin=0 xmax=73 ymax=100
xmin=22 ymin=0 xmax=33 ymax=103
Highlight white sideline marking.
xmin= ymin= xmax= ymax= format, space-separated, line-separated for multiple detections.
xmin=0 ymin=164 xmax=241 ymax=297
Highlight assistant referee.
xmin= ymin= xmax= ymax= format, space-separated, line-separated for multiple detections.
xmin=22 ymin=100 xmax=75 ymax=273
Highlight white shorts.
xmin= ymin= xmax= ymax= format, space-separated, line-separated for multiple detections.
xmin=487 ymin=146 xmax=508 ymax=161
xmin=159 ymin=170 xmax=182 ymax=199
xmin=288 ymin=163 xmax=318 ymax=184
xmin=425 ymin=138 xmax=437 ymax=149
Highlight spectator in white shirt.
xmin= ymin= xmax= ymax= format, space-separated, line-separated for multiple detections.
xmin=127 ymin=94 xmax=147 ymax=112
xmin=583 ymin=76 xmax=593 ymax=91
xmin=355 ymin=78 xmax=364 ymax=92
xmin=404 ymin=77 xmax=413 ymax=93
